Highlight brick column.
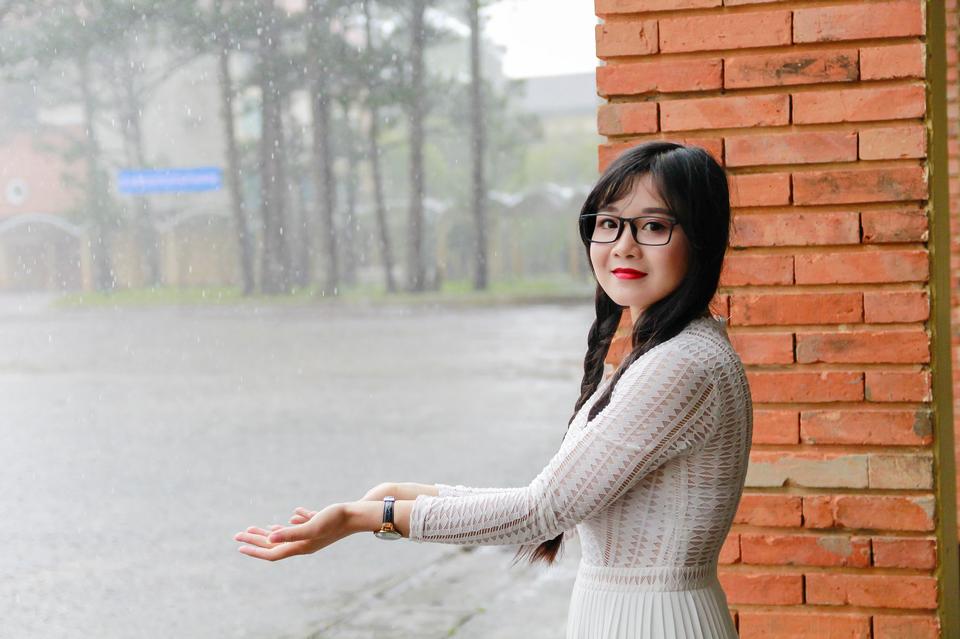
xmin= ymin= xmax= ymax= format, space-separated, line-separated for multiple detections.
xmin=596 ymin=1 xmax=960 ymax=636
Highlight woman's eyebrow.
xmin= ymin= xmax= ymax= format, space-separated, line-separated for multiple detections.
xmin=598 ymin=206 xmax=671 ymax=214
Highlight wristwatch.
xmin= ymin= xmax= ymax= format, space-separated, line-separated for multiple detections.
xmin=374 ymin=495 xmax=403 ymax=540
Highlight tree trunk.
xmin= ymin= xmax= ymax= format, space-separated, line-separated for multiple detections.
xmin=406 ymin=0 xmax=427 ymax=292
xmin=362 ymin=0 xmax=397 ymax=294
xmin=307 ymin=0 xmax=339 ymax=295
xmin=215 ymin=0 xmax=255 ymax=295
xmin=118 ymin=44 xmax=161 ymax=288
xmin=257 ymin=0 xmax=292 ymax=294
xmin=287 ymin=113 xmax=311 ymax=289
xmin=78 ymin=50 xmax=114 ymax=292
xmin=339 ymin=97 xmax=359 ymax=288
xmin=468 ymin=0 xmax=488 ymax=291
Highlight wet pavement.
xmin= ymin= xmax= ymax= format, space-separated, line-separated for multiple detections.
xmin=1 ymin=294 xmax=592 ymax=638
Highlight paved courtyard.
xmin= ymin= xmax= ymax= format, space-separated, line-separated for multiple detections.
xmin=1 ymin=295 xmax=592 ymax=638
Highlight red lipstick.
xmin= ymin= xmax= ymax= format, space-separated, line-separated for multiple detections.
xmin=612 ymin=268 xmax=647 ymax=280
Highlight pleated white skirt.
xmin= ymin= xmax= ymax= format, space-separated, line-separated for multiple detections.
xmin=565 ymin=562 xmax=738 ymax=639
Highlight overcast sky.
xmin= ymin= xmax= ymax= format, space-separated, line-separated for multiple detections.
xmin=485 ymin=0 xmax=599 ymax=78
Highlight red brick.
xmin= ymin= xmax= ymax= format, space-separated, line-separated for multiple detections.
xmin=614 ymin=310 xmax=632 ymax=336
xmin=596 ymin=0 xmax=720 ymax=12
xmin=728 ymin=332 xmax=793 ymax=365
xmin=724 ymin=48 xmax=859 ymax=89
xmin=728 ymin=172 xmax=791 ymax=207
xmin=726 ymin=131 xmax=857 ymax=167
xmin=597 ymin=58 xmax=722 ymax=96
xmin=720 ymin=253 xmax=793 ymax=285
xmin=595 ymin=20 xmax=658 ymax=58
xmin=710 ymin=293 xmax=730 ymax=318
xmin=661 ymin=94 xmax=789 ymax=131
xmin=739 ymin=611 xmax=870 ymax=639
xmin=719 ymin=572 xmax=803 ymax=605
xmin=597 ymin=137 xmax=723 ymax=172
xmin=735 ymin=493 xmax=802 ymax=527
xmin=861 ymin=42 xmax=926 ymax=80
xmin=659 ymin=10 xmax=791 ymax=53
xmin=865 ymin=370 xmax=932 ymax=402
xmin=805 ymin=573 xmax=937 ymax=609
xmin=803 ymin=496 xmax=836 ymax=529
xmin=792 ymin=84 xmax=926 ymax=124
xmin=873 ymin=613 xmax=940 ymax=639
xmin=861 ymin=209 xmax=929 ymax=243
xmin=859 ymin=124 xmax=927 ymax=160
xmin=800 ymin=409 xmax=933 ymax=446
xmin=802 ymin=494 xmax=936 ymax=531
xmin=731 ymin=211 xmax=859 ymax=247
xmin=793 ymin=0 xmax=925 ymax=43
xmin=741 ymin=533 xmax=871 ymax=567
xmin=747 ymin=371 xmax=863 ymax=403
xmin=730 ymin=292 xmax=862 ymax=325
xmin=710 ymin=292 xmax=729 ymax=319
xmin=673 ymin=137 xmax=724 ymax=162
xmin=719 ymin=533 xmax=740 ymax=564
xmin=752 ymin=409 xmax=799 ymax=444
xmin=795 ymin=250 xmax=929 ymax=284
xmin=872 ymin=537 xmax=937 ymax=569
xmin=863 ymin=290 xmax=930 ymax=323
xmin=597 ymin=103 xmax=658 ymax=136
xmin=793 ymin=166 xmax=927 ymax=205
xmin=795 ymin=329 xmax=930 ymax=364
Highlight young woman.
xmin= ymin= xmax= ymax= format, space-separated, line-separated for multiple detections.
xmin=234 ymin=141 xmax=753 ymax=639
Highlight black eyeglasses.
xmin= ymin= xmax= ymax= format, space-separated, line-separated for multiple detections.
xmin=579 ymin=213 xmax=681 ymax=246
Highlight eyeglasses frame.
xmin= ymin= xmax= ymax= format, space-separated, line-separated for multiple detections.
xmin=578 ymin=212 xmax=681 ymax=246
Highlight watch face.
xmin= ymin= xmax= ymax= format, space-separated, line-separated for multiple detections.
xmin=374 ymin=530 xmax=402 ymax=540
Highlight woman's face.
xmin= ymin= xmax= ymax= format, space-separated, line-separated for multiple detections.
xmin=589 ymin=173 xmax=691 ymax=323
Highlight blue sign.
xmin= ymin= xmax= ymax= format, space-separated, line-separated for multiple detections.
xmin=118 ymin=167 xmax=223 ymax=194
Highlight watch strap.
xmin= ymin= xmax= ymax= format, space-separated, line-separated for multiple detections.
xmin=380 ymin=496 xmax=396 ymax=531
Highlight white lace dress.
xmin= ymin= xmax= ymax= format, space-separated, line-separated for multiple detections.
xmin=408 ymin=315 xmax=753 ymax=639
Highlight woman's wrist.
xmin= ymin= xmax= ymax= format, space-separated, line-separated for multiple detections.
xmin=343 ymin=498 xmax=414 ymax=538
xmin=343 ymin=500 xmax=383 ymax=535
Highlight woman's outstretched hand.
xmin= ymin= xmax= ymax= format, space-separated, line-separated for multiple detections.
xmin=233 ymin=503 xmax=349 ymax=562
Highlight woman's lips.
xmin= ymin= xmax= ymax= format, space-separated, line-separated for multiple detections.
xmin=612 ymin=269 xmax=647 ymax=280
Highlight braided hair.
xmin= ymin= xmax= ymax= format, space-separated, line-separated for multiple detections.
xmin=511 ymin=141 xmax=730 ymax=566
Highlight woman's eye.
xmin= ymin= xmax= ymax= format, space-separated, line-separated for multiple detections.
xmin=599 ymin=218 xmax=619 ymax=229
xmin=642 ymin=222 xmax=665 ymax=231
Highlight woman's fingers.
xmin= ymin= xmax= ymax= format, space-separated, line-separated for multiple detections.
xmin=290 ymin=507 xmax=316 ymax=523
xmin=238 ymin=538 xmax=310 ymax=562
xmin=234 ymin=530 xmax=276 ymax=549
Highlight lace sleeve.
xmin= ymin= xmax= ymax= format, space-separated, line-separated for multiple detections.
xmin=408 ymin=345 xmax=720 ymax=546
xmin=435 ymin=483 xmax=526 ymax=497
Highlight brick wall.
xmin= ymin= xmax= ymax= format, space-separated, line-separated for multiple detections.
xmin=596 ymin=0 xmax=957 ymax=636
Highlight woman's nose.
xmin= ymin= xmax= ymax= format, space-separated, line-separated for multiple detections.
xmin=612 ymin=221 xmax=642 ymax=256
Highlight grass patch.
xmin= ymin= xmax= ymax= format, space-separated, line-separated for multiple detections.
xmin=55 ymin=274 xmax=594 ymax=309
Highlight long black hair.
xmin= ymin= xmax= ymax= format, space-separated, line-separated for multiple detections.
xmin=511 ymin=141 xmax=731 ymax=566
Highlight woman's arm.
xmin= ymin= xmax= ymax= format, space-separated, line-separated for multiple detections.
xmin=344 ymin=499 xmax=416 ymax=536
xmin=235 ymin=344 xmax=721 ymax=560
xmin=404 ymin=345 xmax=721 ymax=547
xmin=362 ymin=481 xmax=523 ymax=500
xmin=360 ymin=482 xmax=439 ymax=501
